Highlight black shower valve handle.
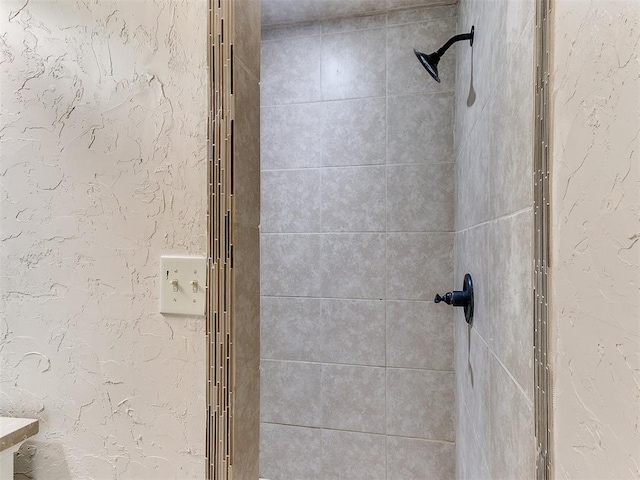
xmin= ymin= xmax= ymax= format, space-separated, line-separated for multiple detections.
xmin=434 ymin=274 xmax=475 ymax=324
xmin=434 ymin=290 xmax=469 ymax=307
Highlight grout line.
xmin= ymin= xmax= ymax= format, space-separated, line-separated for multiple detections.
xmin=260 ymin=421 xmax=456 ymax=445
xmin=260 ymin=161 xmax=456 ymax=173
xmin=261 ymin=357 xmax=454 ymax=373
xmin=261 ymin=295 xmax=443 ymax=303
xmin=455 ymin=206 xmax=533 ymax=235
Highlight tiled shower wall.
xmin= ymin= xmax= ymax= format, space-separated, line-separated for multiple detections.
xmin=453 ymin=0 xmax=536 ymax=478
xmin=259 ymin=5 xmax=459 ymax=479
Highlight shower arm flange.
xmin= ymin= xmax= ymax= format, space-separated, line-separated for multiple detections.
xmin=435 ymin=26 xmax=475 ymax=58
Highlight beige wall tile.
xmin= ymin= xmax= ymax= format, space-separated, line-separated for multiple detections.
xmin=386 ymin=92 xmax=454 ymax=165
xmin=261 ymin=297 xmax=322 ymax=362
xmin=261 ymin=103 xmax=323 ymax=170
xmin=321 ymin=233 xmax=386 ymax=299
xmin=260 ymin=423 xmax=321 ymax=480
xmin=387 ymin=436 xmax=455 ymax=480
xmin=321 ymin=166 xmax=386 ymax=232
xmin=322 ymin=13 xmax=387 ymax=35
xmin=386 ymin=368 xmax=454 ymax=441
xmin=387 ymin=4 xmax=457 ymax=26
xmin=234 ymin=65 xmax=261 ymax=227
xmin=386 ymin=232 xmax=453 ymax=300
xmin=234 ymin=0 xmax=261 ymax=76
xmin=321 ymin=430 xmax=386 ymax=480
xmin=488 ymin=355 xmax=535 ymax=480
xmin=261 ymin=35 xmax=321 ymax=106
xmin=487 ymin=211 xmax=533 ymax=401
xmin=321 ymin=299 xmax=386 ymax=366
xmin=322 ymin=97 xmax=386 ymax=167
xmin=321 ymin=364 xmax=386 ymax=433
xmin=260 ymin=360 xmax=322 ymax=427
xmin=387 ymin=163 xmax=455 ymax=232
xmin=261 ymin=169 xmax=321 ymax=233
xmin=321 ymin=28 xmax=386 ymax=100
xmin=261 ymin=234 xmax=322 ymax=297
xmin=386 ymin=300 xmax=453 ymax=370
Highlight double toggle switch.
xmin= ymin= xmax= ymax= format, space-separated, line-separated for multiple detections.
xmin=160 ymin=256 xmax=206 ymax=316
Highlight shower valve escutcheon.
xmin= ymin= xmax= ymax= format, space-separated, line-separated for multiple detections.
xmin=434 ymin=273 xmax=474 ymax=324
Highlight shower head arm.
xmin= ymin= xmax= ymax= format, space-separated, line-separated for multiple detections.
xmin=435 ymin=26 xmax=474 ymax=58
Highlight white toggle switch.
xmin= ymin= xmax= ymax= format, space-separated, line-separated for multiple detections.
xmin=160 ymin=256 xmax=206 ymax=316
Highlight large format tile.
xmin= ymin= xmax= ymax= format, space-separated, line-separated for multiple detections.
xmin=321 ymin=166 xmax=386 ymax=232
xmin=489 ymin=24 xmax=534 ymax=218
xmin=233 ymin=0 xmax=260 ymax=76
xmin=454 ymin=223 xmax=490 ymax=343
xmin=387 ymin=17 xmax=457 ymax=95
xmin=386 ymin=368 xmax=454 ymax=441
xmin=321 ymin=364 xmax=386 ymax=434
xmin=260 ymin=423 xmax=321 ymax=480
xmin=261 ymin=234 xmax=322 ymax=297
xmin=321 ymin=233 xmax=385 ymax=299
xmin=261 ymin=297 xmax=322 ymax=362
xmin=260 ymin=360 xmax=322 ymax=427
xmin=321 ymin=299 xmax=385 ymax=366
xmin=488 ymin=355 xmax=535 ymax=480
xmin=455 ymin=100 xmax=492 ymax=231
xmin=321 ymin=97 xmax=386 ymax=166
xmin=456 ymin=402 xmax=491 ymax=480
xmin=233 ymin=65 xmax=261 ymax=228
xmin=261 ymin=35 xmax=321 ymax=106
xmin=386 ymin=232 xmax=453 ymax=300
xmin=321 ymin=430 xmax=386 ymax=480
xmin=387 ymin=5 xmax=457 ymax=26
xmin=261 ymin=103 xmax=323 ymax=170
xmin=387 ymin=436 xmax=455 ymax=480
xmin=487 ymin=211 xmax=533 ymax=401
xmin=386 ymin=92 xmax=454 ymax=165
xmin=386 ymin=300 xmax=453 ymax=370
xmin=455 ymin=324 xmax=491 ymax=453
xmin=261 ymin=169 xmax=321 ymax=233
xmin=322 ymin=27 xmax=386 ymax=100
xmin=387 ymin=163 xmax=455 ymax=232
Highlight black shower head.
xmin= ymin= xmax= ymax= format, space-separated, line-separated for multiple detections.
xmin=414 ymin=49 xmax=441 ymax=83
xmin=414 ymin=26 xmax=474 ymax=83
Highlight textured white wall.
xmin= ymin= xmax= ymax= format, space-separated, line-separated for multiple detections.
xmin=551 ymin=1 xmax=640 ymax=478
xmin=0 ymin=1 xmax=207 ymax=478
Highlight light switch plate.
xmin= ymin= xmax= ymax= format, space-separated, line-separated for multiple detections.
xmin=160 ymin=256 xmax=207 ymax=316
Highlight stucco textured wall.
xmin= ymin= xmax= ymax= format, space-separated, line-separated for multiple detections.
xmin=551 ymin=1 xmax=640 ymax=478
xmin=0 ymin=1 xmax=207 ymax=478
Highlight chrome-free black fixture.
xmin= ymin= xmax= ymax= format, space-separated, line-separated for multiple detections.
xmin=434 ymin=273 xmax=474 ymax=324
xmin=414 ymin=26 xmax=475 ymax=83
